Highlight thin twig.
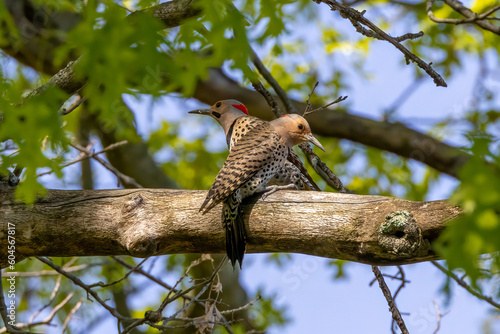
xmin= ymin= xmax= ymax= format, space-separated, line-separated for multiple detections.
xmin=11 ymin=263 xmax=105 ymax=277
xmin=219 ymin=296 xmax=261 ymax=315
xmin=162 ymin=255 xmax=215 ymax=311
xmin=40 ymin=293 xmax=74 ymax=325
xmin=37 ymin=140 xmax=128 ymax=178
xmin=35 ymin=257 xmax=133 ymax=322
xmin=371 ymin=266 xmax=409 ymax=334
xmin=303 ymin=95 xmax=348 ymax=117
xmin=251 ymin=50 xmax=296 ymax=116
xmin=114 ymin=255 xmax=239 ymax=333
xmin=384 ymin=77 xmax=425 ymax=121
xmin=29 ymin=275 xmax=62 ymax=323
xmin=391 ymin=266 xmax=408 ymax=333
xmin=431 ymin=261 xmax=500 ymax=310
xmin=433 ymin=301 xmax=448 ymax=334
xmin=251 ymin=81 xmax=282 ymax=118
xmin=88 ymin=258 xmax=148 ymax=288
xmin=112 ymin=256 xmax=194 ymax=300
xmin=2 ymin=294 xmax=74 ymax=334
xmin=0 ymin=271 xmax=30 ymax=334
xmin=392 ymin=266 xmax=407 ymax=300
xmin=61 ymin=300 xmax=83 ymax=334
xmin=301 ymin=143 xmax=348 ymax=192
xmin=70 ymin=143 xmax=142 ymax=188
xmin=122 ymin=257 xmax=227 ymax=334
xmin=304 ymin=82 xmax=319 ymax=115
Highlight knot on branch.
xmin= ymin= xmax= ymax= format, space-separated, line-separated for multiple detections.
xmin=121 ymin=194 xmax=158 ymax=257
xmin=377 ymin=211 xmax=422 ymax=256
xmin=145 ymin=310 xmax=162 ymax=323
xmin=0 ymin=172 xmax=20 ymax=194
xmin=126 ymin=234 xmax=158 ymax=257
xmin=124 ymin=194 xmax=145 ymax=213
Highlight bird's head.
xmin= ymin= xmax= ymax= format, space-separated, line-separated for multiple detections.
xmin=188 ymin=100 xmax=249 ymax=134
xmin=270 ymin=114 xmax=324 ymax=151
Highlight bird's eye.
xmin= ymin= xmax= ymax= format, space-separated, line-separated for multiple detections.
xmin=298 ymin=123 xmax=304 ymax=130
xmin=216 ymin=102 xmax=222 ymax=108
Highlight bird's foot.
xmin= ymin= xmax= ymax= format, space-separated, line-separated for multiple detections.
xmin=260 ymin=184 xmax=297 ymax=199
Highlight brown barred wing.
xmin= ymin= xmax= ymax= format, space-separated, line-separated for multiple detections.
xmin=200 ymin=122 xmax=281 ymax=214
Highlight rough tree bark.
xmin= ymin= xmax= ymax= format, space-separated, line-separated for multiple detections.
xmin=0 ymin=186 xmax=461 ymax=268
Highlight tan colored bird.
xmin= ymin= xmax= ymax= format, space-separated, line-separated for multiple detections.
xmin=189 ymin=100 xmax=324 ymax=269
xmin=189 ymin=100 xmax=320 ymax=190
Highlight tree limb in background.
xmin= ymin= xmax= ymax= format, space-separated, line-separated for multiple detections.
xmin=0 ymin=188 xmax=462 ymax=268
xmin=8 ymin=56 xmax=472 ymax=181
xmin=426 ymin=0 xmax=500 ymax=35
xmin=17 ymin=48 xmax=470 ymax=183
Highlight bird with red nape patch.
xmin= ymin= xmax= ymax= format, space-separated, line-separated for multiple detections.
xmin=189 ymin=100 xmax=324 ymax=269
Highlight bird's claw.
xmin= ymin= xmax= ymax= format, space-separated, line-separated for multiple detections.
xmin=261 ymin=184 xmax=297 ymax=200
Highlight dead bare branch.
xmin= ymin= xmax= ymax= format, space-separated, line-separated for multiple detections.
xmin=316 ymin=0 xmax=447 ymax=87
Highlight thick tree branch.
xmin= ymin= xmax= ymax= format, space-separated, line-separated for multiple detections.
xmin=0 ymin=188 xmax=462 ymax=268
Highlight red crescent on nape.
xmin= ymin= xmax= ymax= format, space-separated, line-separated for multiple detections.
xmin=232 ymin=104 xmax=249 ymax=115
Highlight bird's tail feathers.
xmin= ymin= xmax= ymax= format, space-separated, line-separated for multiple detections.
xmin=223 ymin=195 xmax=246 ymax=269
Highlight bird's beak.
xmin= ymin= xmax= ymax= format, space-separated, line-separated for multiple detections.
xmin=305 ymin=134 xmax=325 ymax=152
xmin=188 ymin=108 xmax=212 ymax=115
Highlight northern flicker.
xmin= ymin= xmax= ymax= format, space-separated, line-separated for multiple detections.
xmin=190 ymin=101 xmax=324 ymax=268
xmin=188 ymin=100 xmax=320 ymax=191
